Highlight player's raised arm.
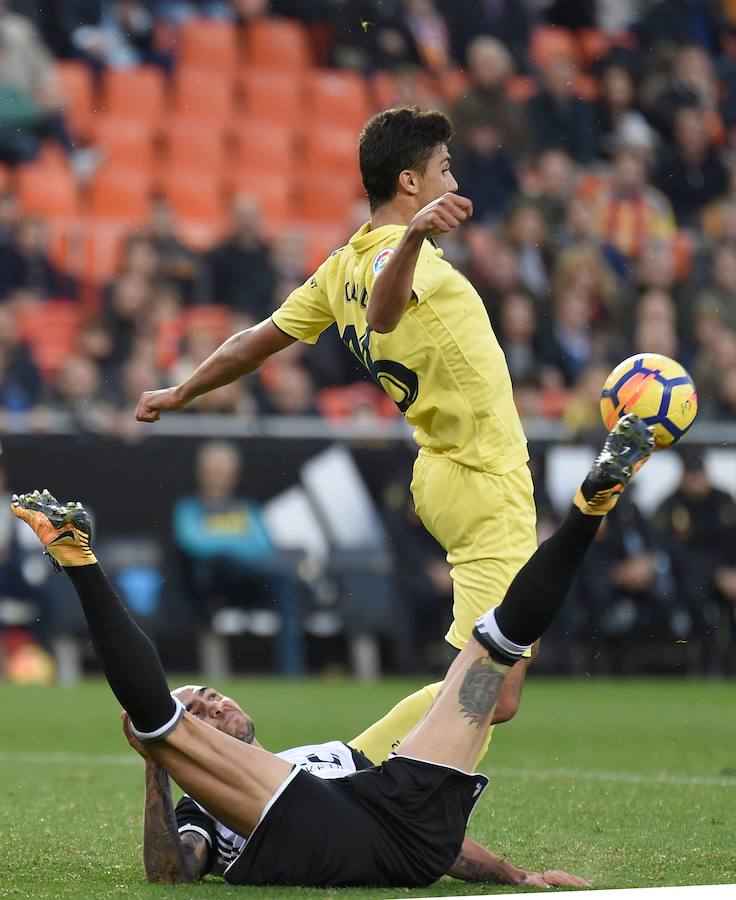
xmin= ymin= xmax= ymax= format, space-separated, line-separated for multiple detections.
xmin=135 ymin=318 xmax=295 ymax=422
xmin=366 ymin=192 xmax=472 ymax=334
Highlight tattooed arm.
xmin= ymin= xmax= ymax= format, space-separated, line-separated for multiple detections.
xmin=449 ymin=837 xmax=590 ymax=889
xmin=142 ymin=760 xmax=209 ymax=884
xmin=121 ymin=711 xmax=209 ymax=884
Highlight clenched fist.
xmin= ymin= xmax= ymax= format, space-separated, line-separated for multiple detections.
xmin=408 ymin=192 xmax=473 ymax=238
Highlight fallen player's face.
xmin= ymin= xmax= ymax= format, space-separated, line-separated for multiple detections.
xmin=172 ymin=684 xmax=255 ymax=743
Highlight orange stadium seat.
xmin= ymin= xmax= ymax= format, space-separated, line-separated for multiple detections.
xmin=371 ymin=71 xmax=399 ymax=110
xmin=226 ymin=171 xmax=293 ymax=225
xmin=299 ymin=172 xmax=358 ymax=223
xmin=88 ymin=165 xmax=152 ymax=223
xmin=177 ymin=218 xmax=226 ymax=251
xmin=178 ymin=18 xmax=238 ymax=75
xmin=91 ymin=118 xmax=155 ymax=170
xmin=245 ymin=17 xmax=313 ymax=71
xmin=56 ymin=61 xmax=95 ymax=135
xmin=303 ymin=127 xmax=359 ymax=175
xmin=578 ymin=28 xmax=611 ymax=68
xmin=17 ymin=162 xmax=79 ymax=218
xmin=158 ymin=169 xmax=226 ymax=223
xmin=15 ymin=303 xmax=81 ymax=377
xmin=574 ymin=74 xmax=599 ymax=100
xmin=439 ymin=68 xmax=469 ymax=102
xmin=173 ymin=68 xmax=235 ymax=123
xmin=0 ymin=163 xmax=11 ymax=193
xmin=183 ymin=304 xmax=233 ymax=340
xmin=305 ymin=225 xmax=346 ymax=272
xmin=239 ymin=69 xmax=304 ymax=129
xmin=306 ymin=70 xmax=369 ymax=129
xmin=507 ymin=76 xmax=537 ymax=102
xmin=529 ymin=26 xmax=579 ymax=69
xmin=229 ymin=121 xmax=295 ymax=174
xmin=100 ymin=67 xmax=166 ymax=123
xmin=79 ymin=220 xmax=129 ymax=284
xmin=162 ymin=120 xmax=227 ymax=174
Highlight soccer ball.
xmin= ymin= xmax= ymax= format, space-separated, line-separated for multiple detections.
xmin=600 ymin=353 xmax=698 ymax=449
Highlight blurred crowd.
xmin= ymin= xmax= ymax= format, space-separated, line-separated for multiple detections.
xmin=0 ymin=1 xmax=734 ymax=435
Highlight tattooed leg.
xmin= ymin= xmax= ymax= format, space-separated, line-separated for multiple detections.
xmin=395 ymin=636 xmax=510 ymax=773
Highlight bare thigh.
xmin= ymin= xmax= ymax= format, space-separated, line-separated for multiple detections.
xmin=148 ymin=713 xmax=293 ymax=836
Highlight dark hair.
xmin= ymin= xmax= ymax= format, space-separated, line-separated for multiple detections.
xmin=359 ymin=107 xmax=453 ymax=212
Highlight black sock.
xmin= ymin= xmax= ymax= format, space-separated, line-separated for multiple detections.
xmin=65 ymin=564 xmax=176 ymax=734
xmin=481 ymin=506 xmax=602 ymax=652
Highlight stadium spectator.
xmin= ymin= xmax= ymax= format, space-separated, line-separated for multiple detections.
xmin=568 ymin=495 xmax=673 ymax=674
xmin=0 ymin=304 xmax=41 ymax=413
xmin=465 ymin=228 xmax=522 ymax=314
xmin=654 ymin=448 xmax=736 ymax=674
xmin=399 ymin=0 xmax=452 ymax=74
xmin=519 ymin=148 xmax=576 ymax=241
xmin=450 ymin=36 xmax=531 ymax=160
xmin=692 ymin=325 xmax=736 ymax=413
xmin=526 ymin=59 xmax=597 ymax=164
xmin=539 ymin=283 xmax=596 ymax=386
xmin=103 ymin=271 xmax=154 ymax=369
xmin=172 ymin=440 xmax=305 ymax=674
xmin=381 ymin=454 xmax=452 ymax=670
xmin=154 ymin=1 xmax=238 ymax=23
xmin=647 ymin=44 xmax=723 ymax=141
xmin=145 ymin=198 xmax=201 ymax=304
xmin=455 ymin=121 xmax=518 ymax=223
xmin=44 ymin=353 xmax=115 ymax=433
xmin=0 ymin=217 xmax=75 ymax=301
xmin=633 ymin=0 xmax=726 ymax=57
xmin=590 ymin=147 xmax=676 ymax=267
xmin=201 ymin=195 xmax=276 ymax=321
xmin=496 ymin=289 xmax=541 ymax=384
xmin=438 ymin=0 xmax=530 ymax=68
xmin=505 ymin=199 xmax=552 ymax=298
xmin=694 ymin=240 xmax=736 ymax=330
xmin=67 ymin=1 xmax=171 ymax=72
xmin=594 ymin=61 xmax=654 ymax=159
xmin=562 ymin=362 xmax=612 ymax=442
xmin=551 ymin=243 xmax=620 ymax=326
xmin=653 ymin=105 xmax=729 ymax=227
xmin=0 ymin=462 xmax=55 ymax=667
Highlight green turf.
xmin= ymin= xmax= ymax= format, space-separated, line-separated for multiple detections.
xmin=2 ymin=677 xmax=735 ymax=899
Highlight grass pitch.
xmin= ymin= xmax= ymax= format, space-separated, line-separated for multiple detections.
xmin=2 ymin=676 xmax=735 ymax=899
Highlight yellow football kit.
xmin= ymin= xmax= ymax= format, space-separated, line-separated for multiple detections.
xmin=272 ymin=222 xmax=537 ymax=763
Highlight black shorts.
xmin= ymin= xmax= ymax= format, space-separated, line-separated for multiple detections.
xmin=224 ymin=755 xmax=489 ymax=888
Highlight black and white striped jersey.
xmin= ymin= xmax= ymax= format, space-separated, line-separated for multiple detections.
xmin=175 ymin=740 xmax=374 ymax=875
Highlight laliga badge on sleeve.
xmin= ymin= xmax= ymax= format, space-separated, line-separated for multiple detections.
xmin=373 ymin=247 xmax=394 ymax=276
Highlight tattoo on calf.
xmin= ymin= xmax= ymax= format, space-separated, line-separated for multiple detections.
xmin=458 ymin=657 xmax=506 ymax=728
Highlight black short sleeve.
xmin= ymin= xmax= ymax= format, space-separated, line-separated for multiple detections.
xmin=175 ymin=795 xmax=217 ymax=874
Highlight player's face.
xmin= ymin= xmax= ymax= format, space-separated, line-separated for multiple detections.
xmin=415 ymin=144 xmax=458 ymax=208
xmin=173 ymin=685 xmax=255 ymax=743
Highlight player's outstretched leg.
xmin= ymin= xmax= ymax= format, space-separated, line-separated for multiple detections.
xmin=10 ymin=489 xmax=182 ymax=740
xmin=475 ymin=413 xmax=654 ymax=663
xmin=11 ymin=489 xmax=293 ymax=837
xmin=398 ymin=415 xmax=654 ymax=771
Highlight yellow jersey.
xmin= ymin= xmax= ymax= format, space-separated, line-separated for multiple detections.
xmin=271 ymin=222 xmax=528 ymax=473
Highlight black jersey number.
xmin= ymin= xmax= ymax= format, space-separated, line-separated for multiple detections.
xmin=340 ymin=324 xmax=419 ymax=413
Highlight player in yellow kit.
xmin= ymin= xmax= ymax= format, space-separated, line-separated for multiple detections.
xmin=136 ymin=107 xmax=537 ymax=765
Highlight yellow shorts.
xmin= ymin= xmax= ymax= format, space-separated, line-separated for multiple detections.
xmin=410 ymin=453 xmax=537 ymax=650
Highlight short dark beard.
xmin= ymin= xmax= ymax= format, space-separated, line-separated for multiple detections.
xmin=237 ymin=719 xmax=255 ymax=744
